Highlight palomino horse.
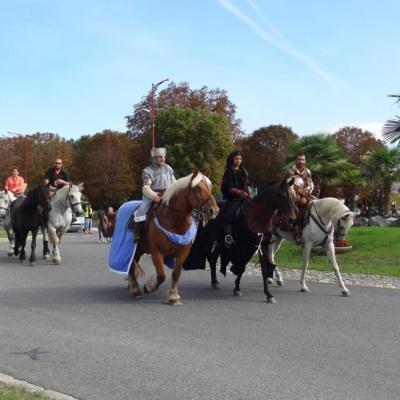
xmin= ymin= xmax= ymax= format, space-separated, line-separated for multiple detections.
xmin=128 ymin=170 xmax=219 ymax=305
xmin=47 ymin=183 xmax=84 ymax=264
xmin=184 ymin=179 xmax=296 ymax=303
xmin=11 ymin=185 xmax=52 ymax=265
xmin=264 ymin=197 xmax=355 ymax=297
xmin=0 ymin=190 xmax=17 ymax=256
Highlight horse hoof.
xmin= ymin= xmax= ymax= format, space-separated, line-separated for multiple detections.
xmin=169 ymin=299 xmax=182 ymax=306
xmin=342 ymin=291 xmax=351 ymax=297
xmin=277 ymin=280 xmax=283 ymax=287
xmin=300 ymin=288 xmax=309 ymax=293
xmin=43 ymin=254 xmax=50 ymax=260
xmin=53 ymin=259 xmax=61 ymax=265
xmin=211 ymin=282 xmax=221 ymax=289
xmin=267 ymin=278 xmax=274 ymax=285
xmin=143 ymin=285 xmax=149 ymax=294
xmin=233 ymin=290 xmax=242 ymax=297
xmin=7 ymin=252 xmax=13 ymax=257
xmin=266 ymin=297 xmax=276 ymax=304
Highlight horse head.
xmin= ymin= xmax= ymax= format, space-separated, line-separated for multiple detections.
xmin=189 ymin=169 xmax=219 ymax=225
xmin=68 ymin=183 xmax=84 ymax=216
xmin=335 ymin=210 xmax=355 ymax=240
xmin=0 ymin=191 xmax=9 ymax=219
xmin=38 ymin=184 xmax=52 ymax=211
xmin=277 ymin=178 xmax=299 ymax=220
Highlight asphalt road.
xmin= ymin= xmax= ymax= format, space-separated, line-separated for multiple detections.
xmin=0 ymin=233 xmax=399 ymax=400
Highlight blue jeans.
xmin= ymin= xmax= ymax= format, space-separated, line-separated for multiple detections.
xmin=84 ymin=218 xmax=92 ymax=231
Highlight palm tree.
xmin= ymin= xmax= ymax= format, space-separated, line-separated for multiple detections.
xmin=285 ymin=133 xmax=353 ymax=197
xmin=382 ymin=95 xmax=400 ymax=143
xmin=338 ymin=168 xmax=366 ymax=211
xmin=362 ymin=145 xmax=400 ymax=214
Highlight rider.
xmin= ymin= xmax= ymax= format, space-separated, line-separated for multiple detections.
xmin=284 ymin=153 xmax=314 ymax=243
xmin=43 ymin=158 xmax=70 ymax=191
xmin=4 ymin=167 xmax=26 ymax=198
xmin=220 ymin=150 xmax=250 ymax=248
xmin=131 ymin=147 xmax=176 ymax=241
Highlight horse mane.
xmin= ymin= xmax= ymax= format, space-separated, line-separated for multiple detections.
xmin=313 ymin=197 xmax=350 ymax=221
xmin=162 ymin=173 xmax=211 ymax=206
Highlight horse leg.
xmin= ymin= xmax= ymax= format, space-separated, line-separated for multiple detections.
xmin=168 ymin=249 xmax=191 ymax=305
xmin=7 ymin=228 xmax=15 ymax=257
xmin=48 ymin=226 xmax=61 ymax=265
xmin=128 ymin=257 xmax=143 ymax=298
xmin=233 ymin=271 xmax=244 ymax=296
xmin=324 ymin=241 xmax=351 ymax=296
xmin=260 ymin=240 xmax=276 ymax=303
xmin=144 ymin=251 xmax=165 ymax=294
xmin=300 ymin=242 xmax=313 ymax=293
xmin=209 ymin=243 xmax=220 ymax=289
xmin=19 ymin=232 xmax=27 ymax=263
xmin=29 ymin=229 xmax=38 ymax=266
xmin=41 ymin=225 xmax=50 ymax=259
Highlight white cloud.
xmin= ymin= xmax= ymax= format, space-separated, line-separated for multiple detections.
xmin=218 ymin=0 xmax=333 ymax=82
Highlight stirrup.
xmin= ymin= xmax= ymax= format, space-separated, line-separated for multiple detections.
xmin=224 ymin=234 xmax=234 ymax=248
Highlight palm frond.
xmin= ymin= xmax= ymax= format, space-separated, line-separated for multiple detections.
xmin=382 ymin=116 xmax=400 ymax=143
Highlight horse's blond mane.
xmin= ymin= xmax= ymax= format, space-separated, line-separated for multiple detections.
xmin=162 ymin=173 xmax=211 ymax=206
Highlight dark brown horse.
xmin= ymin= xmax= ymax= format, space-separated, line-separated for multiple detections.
xmin=128 ymin=169 xmax=219 ymax=305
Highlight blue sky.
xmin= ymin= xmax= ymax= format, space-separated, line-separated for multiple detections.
xmin=1 ymin=0 xmax=399 ymax=140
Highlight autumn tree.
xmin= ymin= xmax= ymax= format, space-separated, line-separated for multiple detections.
xmin=154 ymin=106 xmax=233 ymax=186
xmin=335 ymin=126 xmax=382 ymax=166
xmin=73 ymin=130 xmax=138 ymax=208
xmin=238 ymin=125 xmax=298 ymax=188
xmin=126 ymin=81 xmax=242 ymax=141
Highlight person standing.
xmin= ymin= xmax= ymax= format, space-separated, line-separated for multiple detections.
xmin=83 ymin=203 xmax=93 ymax=234
xmin=4 ymin=167 xmax=26 ymax=197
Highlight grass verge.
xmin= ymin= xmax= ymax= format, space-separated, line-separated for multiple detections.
xmin=0 ymin=383 xmax=50 ymax=400
xmin=268 ymin=227 xmax=400 ymax=277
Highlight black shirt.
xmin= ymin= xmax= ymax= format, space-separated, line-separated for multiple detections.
xmin=221 ymin=168 xmax=248 ymax=200
xmin=44 ymin=168 xmax=69 ymax=188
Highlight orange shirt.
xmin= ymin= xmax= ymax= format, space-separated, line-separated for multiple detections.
xmin=5 ymin=176 xmax=25 ymax=195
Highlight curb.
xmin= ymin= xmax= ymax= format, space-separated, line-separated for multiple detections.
xmin=0 ymin=372 xmax=79 ymax=400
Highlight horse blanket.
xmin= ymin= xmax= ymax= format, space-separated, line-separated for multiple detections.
xmin=108 ymin=201 xmax=140 ymax=274
xmin=108 ymin=201 xmax=198 ymax=274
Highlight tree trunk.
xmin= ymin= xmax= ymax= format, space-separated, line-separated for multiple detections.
xmin=383 ymin=180 xmax=392 ymax=215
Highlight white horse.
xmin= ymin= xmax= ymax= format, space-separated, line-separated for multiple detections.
xmin=0 ymin=190 xmax=17 ymax=256
xmin=47 ymin=183 xmax=84 ymax=264
xmin=267 ymin=197 xmax=355 ymax=297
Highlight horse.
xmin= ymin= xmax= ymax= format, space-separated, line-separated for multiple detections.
xmin=184 ymin=179 xmax=296 ymax=303
xmin=127 ymin=169 xmax=219 ymax=305
xmin=98 ymin=208 xmax=115 ymax=243
xmin=263 ymin=197 xmax=355 ymax=297
xmin=47 ymin=183 xmax=84 ymax=264
xmin=10 ymin=185 xmax=52 ymax=265
xmin=0 ymin=190 xmax=17 ymax=256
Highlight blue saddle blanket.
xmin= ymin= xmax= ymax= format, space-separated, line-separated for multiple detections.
xmin=108 ymin=201 xmax=140 ymax=275
xmin=108 ymin=201 xmax=188 ymax=274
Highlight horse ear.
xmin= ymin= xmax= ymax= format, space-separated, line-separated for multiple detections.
xmin=204 ymin=169 xmax=210 ymax=178
xmin=343 ymin=211 xmax=354 ymax=219
xmin=192 ymin=167 xmax=199 ymax=179
xmin=77 ymin=182 xmax=84 ymax=191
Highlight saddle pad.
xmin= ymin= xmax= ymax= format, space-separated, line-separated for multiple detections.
xmin=108 ymin=200 xmax=141 ymax=274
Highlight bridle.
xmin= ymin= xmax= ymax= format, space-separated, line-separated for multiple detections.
xmin=66 ymin=186 xmax=82 ymax=211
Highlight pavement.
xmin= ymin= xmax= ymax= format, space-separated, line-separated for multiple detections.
xmin=0 ymin=232 xmax=399 ymax=400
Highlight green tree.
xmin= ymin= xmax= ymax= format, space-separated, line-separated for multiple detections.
xmin=286 ymin=133 xmax=352 ymax=197
xmin=154 ymin=106 xmax=233 ymax=186
xmin=238 ymin=125 xmax=298 ymax=187
xmin=362 ymin=145 xmax=400 ymax=213
xmin=382 ymin=94 xmax=400 ymax=143
xmin=126 ymin=81 xmax=242 ymax=141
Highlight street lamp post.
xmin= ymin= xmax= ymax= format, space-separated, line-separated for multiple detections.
xmin=7 ymin=131 xmax=29 ymax=181
xmin=149 ymin=79 xmax=169 ymax=149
